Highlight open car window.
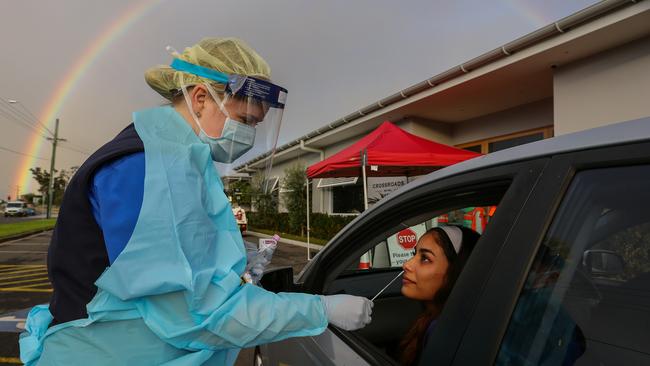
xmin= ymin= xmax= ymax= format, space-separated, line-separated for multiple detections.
xmin=322 ymin=181 xmax=508 ymax=364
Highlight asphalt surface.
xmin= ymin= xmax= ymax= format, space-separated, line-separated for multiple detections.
xmin=0 ymin=231 xmax=318 ymax=365
xmin=0 ymin=214 xmax=46 ymax=225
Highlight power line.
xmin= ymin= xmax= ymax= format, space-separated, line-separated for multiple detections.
xmin=11 ymin=101 xmax=53 ymax=135
xmin=0 ymin=105 xmax=50 ymax=139
xmin=0 ymin=98 xmax=53 ymax=135
xmin=0 ymin=144 xmax=49 ymax=161
xmin=58 ymin=144 xmax=90 ymax=156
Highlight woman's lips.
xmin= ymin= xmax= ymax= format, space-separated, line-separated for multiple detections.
xmin=402 ymin=277 xmax=415 ymax=285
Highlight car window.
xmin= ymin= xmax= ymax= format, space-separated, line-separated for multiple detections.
xmin=327 ymin=196 xmax=501 ymax=364
xmin=496 ymin=164 xmax=650 ymax=365
xmin=347 ymin=206 xmax=496 ymax=272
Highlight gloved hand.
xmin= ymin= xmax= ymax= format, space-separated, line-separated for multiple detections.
xmin=319 ymin=295 xmax=373 ymax=331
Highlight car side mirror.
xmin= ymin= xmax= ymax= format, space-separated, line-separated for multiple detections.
xmin=583 ymin=249 xmax=624 ymax=276
xmin=259 ymin=266 xmax=296 ymax=293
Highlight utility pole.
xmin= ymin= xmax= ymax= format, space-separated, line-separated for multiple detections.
xmin=46 ymin=118 xmax=66 ymax=219
xmin=15 ymin=185 xmax=20 ymax=200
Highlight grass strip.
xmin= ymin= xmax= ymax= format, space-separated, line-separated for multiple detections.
xmin=248 ymin=227 xmax=328 ymax=246
xmin=0 ymin=219 xmax=56 ymax=240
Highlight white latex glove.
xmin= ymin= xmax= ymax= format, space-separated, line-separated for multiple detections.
xmin=319 ymin=295 xmax=373 ymax=331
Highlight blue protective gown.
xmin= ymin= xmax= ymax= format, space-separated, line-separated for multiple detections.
xmin=20 ymin=106 xmax=328 ymax=365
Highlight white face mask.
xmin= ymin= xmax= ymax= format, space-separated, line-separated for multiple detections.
xmin=181 ymin=82 xmax=256 ymax=163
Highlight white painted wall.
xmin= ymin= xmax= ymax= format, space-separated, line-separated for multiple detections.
xmin=554 ymin=36 xmax=650 ymax=135
xmin=452 ymin=98 xmax=553 ymax=145
xmin=396 ymin=118 xmax=453 ymax=144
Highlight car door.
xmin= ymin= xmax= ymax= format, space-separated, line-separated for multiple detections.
xmin=444 ymin=138 xmax=650 ymax=365
xmin=258 ymin=158 xmax=548 ymax=365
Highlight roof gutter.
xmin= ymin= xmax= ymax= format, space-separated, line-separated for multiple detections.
xmin=299 ymin=140 xmax=325 ymax=161
xmin=234 ymin=0 xmax=640 ymax=172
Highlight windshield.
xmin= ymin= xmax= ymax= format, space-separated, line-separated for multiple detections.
xmin=7 ymin=203 xmax=24 ymax=208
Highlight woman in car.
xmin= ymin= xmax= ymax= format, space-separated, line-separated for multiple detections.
xmin=400 ymin=225 xmax=480 ymax=365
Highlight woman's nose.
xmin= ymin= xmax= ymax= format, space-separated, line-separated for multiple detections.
xmin=403 ymin=257 xmax=414 ymax=272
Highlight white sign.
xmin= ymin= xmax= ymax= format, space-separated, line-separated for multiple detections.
xmin=386 ymin=223 xmax=427 ymax=267
xmin=367 ymin=176 xmax=407 ymax=207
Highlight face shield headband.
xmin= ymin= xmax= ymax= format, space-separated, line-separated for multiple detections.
xmin=170 ymin=58 xmax=287 ymax=109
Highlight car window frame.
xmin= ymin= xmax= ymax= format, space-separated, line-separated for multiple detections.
xmin=446 ymin=140 xmax=650 ymax=366
xmin=300 ymin=158 xmax=549 ymax=366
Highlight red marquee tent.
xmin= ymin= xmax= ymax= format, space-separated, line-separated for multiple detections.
xmin=306 ymin=121 xmax=481 ymax=179
xmin=302 ymin=121 xmax=481 ymax=259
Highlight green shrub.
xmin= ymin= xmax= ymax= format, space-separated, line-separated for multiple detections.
xmin=283 ymin=164 xmax=307 ymax=236
xmin=247 ymin=212 xmax=355 ymax=241
xmin=310 ymin=213 xmax=356 ymax=240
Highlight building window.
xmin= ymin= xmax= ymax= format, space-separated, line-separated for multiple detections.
xmin=332 ymin=179 xmax=364 ymax=214
xmin=457 ymin=126 xmax=553 ymax=154
xmin=488 ymin=132 xmax=544 ymax=152
xmin=463 ymin=144 xmax=482 ymax=153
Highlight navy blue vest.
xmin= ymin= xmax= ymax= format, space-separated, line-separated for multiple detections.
xmin=48 ymin=124 xmax=144 ymax=325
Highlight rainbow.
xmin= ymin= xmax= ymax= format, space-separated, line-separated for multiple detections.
xmin=504 ymin=0 xmax=551 ymax=28
xmin=14 ymin=0 xmax=163 ymax=193
xmin=13 ymin=0 xmax=551 ymax=194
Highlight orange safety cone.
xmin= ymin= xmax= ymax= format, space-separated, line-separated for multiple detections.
xmin=358 ymin=251 xmax=372 ymax=270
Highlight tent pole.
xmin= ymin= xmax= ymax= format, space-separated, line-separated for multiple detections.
xmin=306 ymin=177 xmax=311 ymax=260
xmin=362 ymin=149 xmax=369 ymax=211
xmin=359 ymin=149 xmax=372 ymax=269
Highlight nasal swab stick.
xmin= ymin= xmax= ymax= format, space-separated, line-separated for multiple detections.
xmin=371 ymin=270 xmax=404 ymax=301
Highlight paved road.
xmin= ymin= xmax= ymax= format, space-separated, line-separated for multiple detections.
xmin=0 ymin=232 xmax=51 ymax=365
xmin=0 ymin=231 xmax=318 ymax=365
xmin=0 ymin=215 xmax=46 ymax=225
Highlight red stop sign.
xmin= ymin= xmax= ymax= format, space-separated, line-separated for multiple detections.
xmin=397 ymin=228 xmax=418 ymax=250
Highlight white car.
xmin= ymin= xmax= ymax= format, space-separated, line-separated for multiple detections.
xmin=4 ymin=201 xmax=28 ymax=217
xmin=232 ymin=206 xmax=248 ymax=235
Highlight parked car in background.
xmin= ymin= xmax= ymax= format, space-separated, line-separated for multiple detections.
xmin=232 ymin=205 xmax=248 ymax=235
xmin=258 ymin=117 xmax=650 ymax=365
xmin=24 ymin=207 xmax=37 ymax=216
xmin=4 ymin=201 xmax=28 ymax=217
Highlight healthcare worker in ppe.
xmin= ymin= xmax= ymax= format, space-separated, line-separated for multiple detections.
xmin=19 ymin=37 xmax=373 ymax=366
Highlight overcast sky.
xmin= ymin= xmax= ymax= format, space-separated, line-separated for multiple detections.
xmin=0 ymin=0 xmax=598 ymax=199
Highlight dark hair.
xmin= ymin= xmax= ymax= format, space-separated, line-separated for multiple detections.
xmin=400 ymin=226 xmax=480 ymax=366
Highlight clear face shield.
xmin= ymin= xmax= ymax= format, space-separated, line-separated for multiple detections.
xmin=171 ymin=58 xmax=286 ymax=189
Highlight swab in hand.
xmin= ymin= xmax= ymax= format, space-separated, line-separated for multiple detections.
xmin=371 ymin=270 xmax=404 ymax=301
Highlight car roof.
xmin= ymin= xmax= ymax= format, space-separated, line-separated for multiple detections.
xmin=393 ymin=116 xmax=650 ymax=199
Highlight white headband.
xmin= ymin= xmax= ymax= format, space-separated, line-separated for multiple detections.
xmin=439 ymin=226 xmax=463 ymax=254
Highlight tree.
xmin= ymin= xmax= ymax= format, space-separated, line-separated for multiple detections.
xmin=229 ymin=179 xmax=252 ymax=207
xmin=250 ymin=172 xmax=278 ymax=227
xmin=283 ymin=164 xmax=307 ymax=235
xmin=29 ymin=167 xmax=72 ymax=206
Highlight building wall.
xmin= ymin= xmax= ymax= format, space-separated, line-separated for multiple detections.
xmin=554 ymin=36 xmax=650 ymax=135
xmin=266 ymin=153 xmax=319 ymax=213
xmin=451 ymin=98 xmax=554 ymax=145
xmin=396 ymin=118 xmax=453 ymax=144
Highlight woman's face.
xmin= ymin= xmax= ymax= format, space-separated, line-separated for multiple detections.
xmin=401 ymin=232 xmax=450 ymax=301
xmin=187 ymin=85 xmax=266 ymax=137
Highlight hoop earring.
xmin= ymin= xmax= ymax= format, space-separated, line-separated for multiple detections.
xmin=196 ymin=111 xmax=201 ymax=118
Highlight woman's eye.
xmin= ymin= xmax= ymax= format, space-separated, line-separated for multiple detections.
xmin=420 ymin=256 xmax=431 ymax=263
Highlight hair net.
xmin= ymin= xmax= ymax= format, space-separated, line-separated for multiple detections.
xmin=145 ymin=37 xmax=271 ymax=100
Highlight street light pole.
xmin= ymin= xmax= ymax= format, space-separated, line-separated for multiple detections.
xmin=46 ymin=118 xmax=66 ymax=219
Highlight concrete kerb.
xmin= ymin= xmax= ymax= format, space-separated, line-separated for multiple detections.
xmin=245 ymin=230 xmax=325 ymax=251
xmin=0 ymin=229 xmax=53 ymax=245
